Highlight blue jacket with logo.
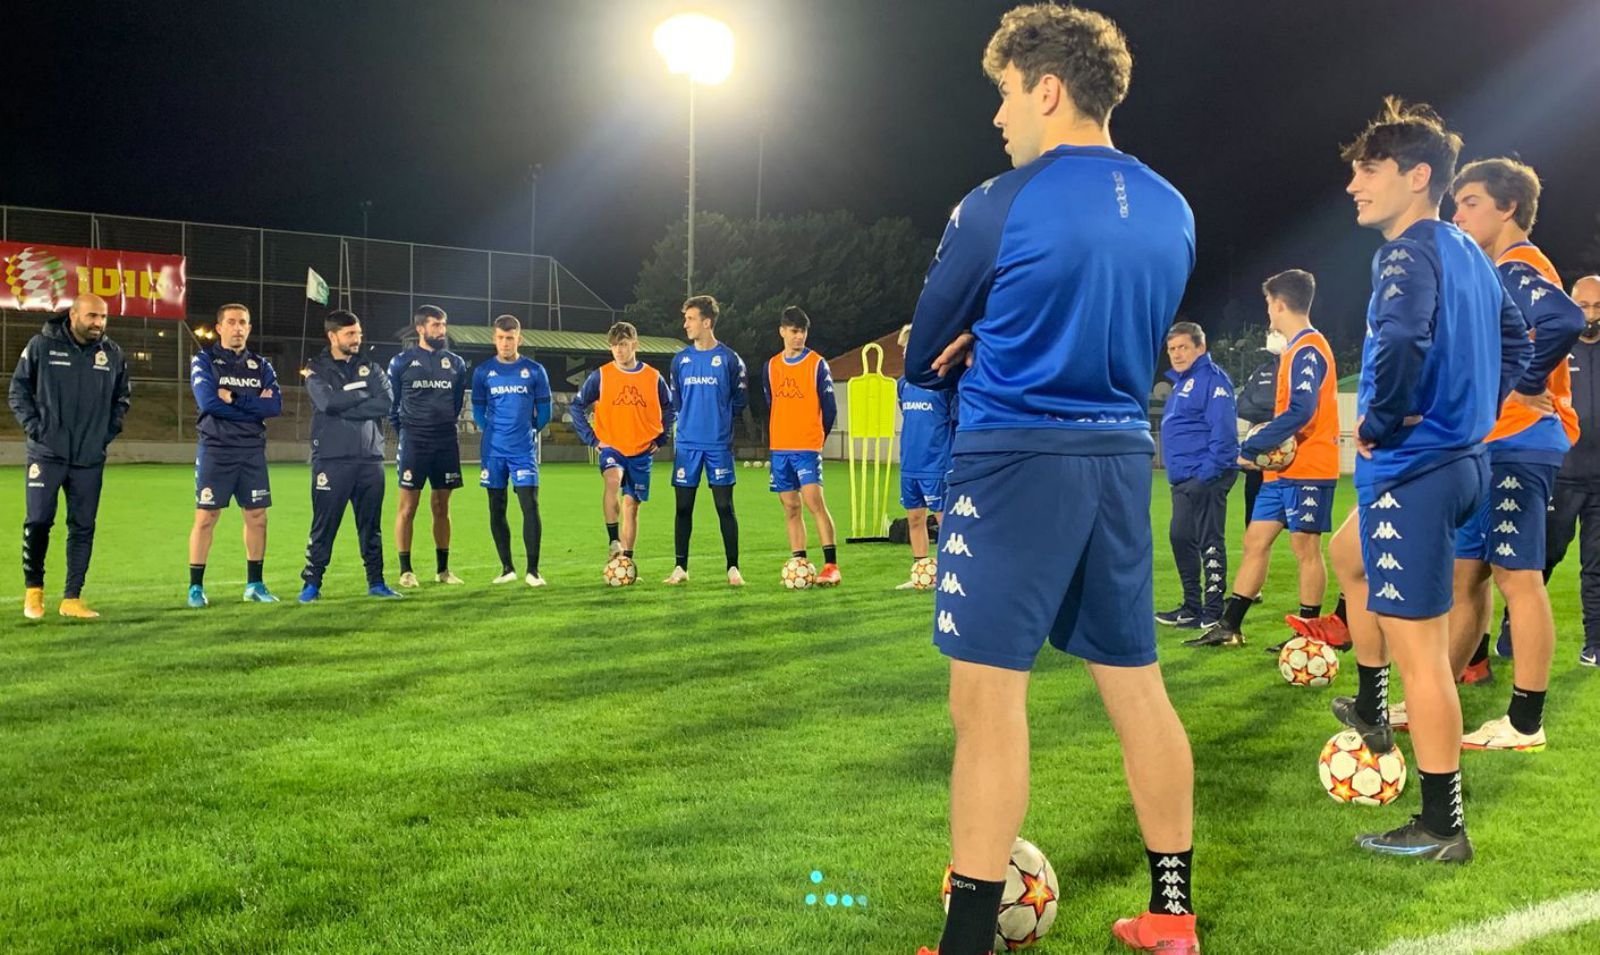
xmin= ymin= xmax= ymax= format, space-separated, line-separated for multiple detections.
xmin=1160 ymin=352 xmax=1239 ymax=484
xmin=190 ymin=343 xmax=281 ymax=451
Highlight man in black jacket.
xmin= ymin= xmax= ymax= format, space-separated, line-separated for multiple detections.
xmin=298 ymin=309 xmax=402 ymax=602
xmin=1540 ymin=274 xmax=1600 ymax=666
xmin=1235 ymin=332 xmax=1282 ymax=524
xmin=8 ymin=294 xmax=131 ymax=620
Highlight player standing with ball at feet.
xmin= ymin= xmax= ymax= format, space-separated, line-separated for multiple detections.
xmin=764 ymin=306 xmax=842 ymax=586
xmin=895 ymin=323 xmax=956 ymax=591
xmin=908 ymin=6 xmax=1200 ymax=952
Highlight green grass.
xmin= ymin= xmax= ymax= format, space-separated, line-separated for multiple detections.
xmin=2 ymin=463 xmax=1598 ymax=953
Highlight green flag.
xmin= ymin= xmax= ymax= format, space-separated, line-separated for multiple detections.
xmin=305 ymin=267 xmax=329 ymax=305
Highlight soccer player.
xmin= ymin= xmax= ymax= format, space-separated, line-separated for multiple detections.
xmin=569 ymin=321 xmax=672 ymax=568
xmin=388 ymin=305 xmax=469 ymax=588
xmin=1197 ymin=271 xmax=1342 ymax=652
xmin=187 ymin=303 xmax=283 ymax=607
xmin=907 ymin=7 xmax=1199 ymax=952
xmin=1441 ymin=158 xmax=1584 ymax=749
xmin=1326 ymin=99 xmax=1530 ymax=863
xmin=9 ymin=293 xmax=130 ymax=620
xmin=471 ymin=315 xmax=553 ymax=586
xmin=764 ymin=306 xmax=842 ymax=585
xmin=896 ymin=323 xmax=956 ymax=589
xmin=666 ymin=294 xmax=748 ymax=586
xmin=300 ymin=309 xmax=402 ymax=601
xmin=1157 ymin=322 xmax=1239 ymax=635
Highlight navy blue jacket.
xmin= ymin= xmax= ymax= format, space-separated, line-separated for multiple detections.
xmin=306 ymin=347 xmax=391 ymax=463
xmin=388 ymin=345 xmax=468 ymax=443
xmin=190 ymin=344 xmax=282 ymax=451
xmin=8 ymin=313 xmax=131 ymax=467
xmin=1160 ymin=353 xmax=1239 ymax=484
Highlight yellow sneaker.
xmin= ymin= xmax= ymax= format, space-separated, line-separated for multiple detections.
xmin=58 ymin=598 xmax=100 ymax=619
xmin=23 ymin=587 xmax=45 ymax=620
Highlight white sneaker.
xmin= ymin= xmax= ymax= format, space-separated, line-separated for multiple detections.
xmin=894 ymin=579 xmax=919 ymax=590
xmin=525 ymin=573 xmax=547 ymax=588
xmin=492 ymin=571 xmax=518 ymax=584
xmin=1388 ymin=701 xmax=1409 ymax=731
xmin=1462 ymin=715 xmax=1546 ymax=752
xmin=398 ymin=571 xmax=420 ymax=588
xmin=727 ymin=567 xmax=745 ymax=587
xmin=663 ymin=566 xmax=690 ymax=585
xmin=608 ymin=540 xmax=624 ymax=559
xmin=437 ymin=571 xmax=465 ymax=585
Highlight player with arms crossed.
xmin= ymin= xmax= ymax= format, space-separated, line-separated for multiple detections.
xmin=388 ymin=305 xmax=469 ymax=588
xmin=764 ymin=306 xmax=842 ymax=585
xmin=471 ymin=315 xmax=553 ymax=586
xmin=908 ymin=6 xmax=1200 ymax=952
xmin=896 ymin=322 xmax=957 ymax=590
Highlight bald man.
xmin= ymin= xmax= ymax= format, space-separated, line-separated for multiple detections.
xmin=8 ymin=294 xmax=131 ymax=619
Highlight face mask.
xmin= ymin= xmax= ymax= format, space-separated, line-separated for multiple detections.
xmin=1586 ymin=321 xmax=1600 ymax=339
xmin=1265 ymin=330 xmax=1288 ymax=355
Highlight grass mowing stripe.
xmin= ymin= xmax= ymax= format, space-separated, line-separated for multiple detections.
xmin=1362 ymin=890 xmax=1600 ymax=955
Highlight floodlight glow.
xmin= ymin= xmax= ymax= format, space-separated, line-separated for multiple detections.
xmin=653 ymin=13 xmax=734 ymax=85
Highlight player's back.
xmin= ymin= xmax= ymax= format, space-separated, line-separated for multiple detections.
xmin=954 ymin=146 xmax=1194 ymax=453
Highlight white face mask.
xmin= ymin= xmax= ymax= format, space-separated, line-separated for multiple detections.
xmin=1265 ymin=330 xmax=1288 ymax=355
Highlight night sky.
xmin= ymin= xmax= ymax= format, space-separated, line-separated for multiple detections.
xmin=8 ymin=0 xmax=1600 ymax=348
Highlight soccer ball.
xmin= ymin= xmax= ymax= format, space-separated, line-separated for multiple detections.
xmin=942 ymin=837 xmax=1059 ymax=951
xmin=781 ymin=556 xmax=817 ymax=590
xmin=1246 ymin=423 xmax=1297 ymax=471
xmin=1318 ymin=729 xmax=1406 ymax=806
xmin=1278 ymin=635 xmax=1340 ymax=686
xmin=602 ymin=555 xmax=637 ymax=587
xmin=909 ymin=556 xmax=938 ymax=591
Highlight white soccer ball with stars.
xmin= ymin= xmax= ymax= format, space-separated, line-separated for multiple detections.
xmin=909 ymin=556 xmax=938 ymax=591
xmin=1245 ymin=423 xmax=1298 ymax=471
xmin=1318 ymin=729 xmax=1406 ymax=806
xmin=1278 ymin=635 xmax=1340 ymax=686
xmin=942 ymin=837 xmax=1059 ymax=950
xmin=781 ymin=556 xmax=817 ymax=590
xmin=602 ymin=555 xmax=637 ymax=587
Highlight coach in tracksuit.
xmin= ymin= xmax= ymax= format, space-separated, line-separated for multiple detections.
xmin=8 ymin=293 xmax=131 ymax=620
xmin=1544 ymin=275 xmax=1600 ymax=666
xmin=299 ymin=309 xmax=401 ymax=602
xmin=387 ymin=304 xmax=469 ymax=587
xmin=1236 ymin=335 xmax=1281 ymax=524
xmin=1159 ymin=321 xmax=1240 ymax=629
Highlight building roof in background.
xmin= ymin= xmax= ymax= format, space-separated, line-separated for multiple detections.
xmin=828 ymin=328 xmax=905 ymax=380
xmin=404 ymin=325 xmax=682 ymax=356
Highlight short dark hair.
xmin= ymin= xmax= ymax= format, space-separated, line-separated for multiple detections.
xmin=216 ymin=303 xmax=250 ymax=322
xmin=1166 ymin=321 xmax=1205 ymax=347
xmin=1262 ymin=270 xmax=1316 ymax=315
xmin=982 ymin=4 xmax=1132 ymax=125
xmin=1453 ymin=157 xmax=1541 ymax=232
xmin=325 ymin=309 xmax=360 ymax=334
xmin=683 ymin=294 xmax=719 ymax=324
xmin=607 ymin=321 xmax=639 ymax=344
xmin=1340 ymin=97 xmax=1463 ymax=203
xmin=779 ymin=306 xmax=810 ymax=331
xmin=493 ymin=314 xmax=521 ymax=333
xmin=413 ymin=304 xmax=447 ymax=328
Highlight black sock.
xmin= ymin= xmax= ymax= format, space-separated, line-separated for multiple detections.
xmin=399 ymin=551 xmax=413 ymax=574
xmin=1334 ymin=593 xmax=1348 ymax=624
xmin=1221 ymin=593 xmax=1251 ymax=631
xmin=1419 ymin=769 xmax=1464 ymax=836
xmin=793 ymin=549 xmax=808 ymax=559
xmin=1298 ymin=603 xmax=1321 ymax=619
xmin=675 ymin=485 xmax=697 ymax=570
xmin=436 ymin=548 xmax=449 ymax=574
xmin=712 ymin=484 xmax=739 ymax=569
xmin=1355 ymin=663 xmax=1390 ymax=725
xmin=623 ymin=550 xmax=634 ymax=559
xmin=488 ymin=489 xmax=514 ymax=572
xmin=247 ymin=560 xmax=263 ymax=584
xmin=1469 ymin=635 xmax=1490 ymax=667
xmin=938 ymin=872 xmax=1003 ymax=955
xmin=1147 ymin=848 xmax=1194 ymax=916
xmin=189 ymin=564 xmax=205 ymax=587
xmin=516 ymin=486 xmax=541 ymax=576
xmin=1507 ymin=685 xmax=1546 ymax=735
xmin=823 ymin=545 xmax=838 ymax=565
xmin=606 ymin=522 xmax=619 ymax=543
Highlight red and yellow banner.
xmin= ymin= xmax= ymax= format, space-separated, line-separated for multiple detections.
xmin=0 ymin=242 xmax=187 ymax=319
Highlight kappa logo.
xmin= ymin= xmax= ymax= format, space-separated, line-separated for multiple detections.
xmin=1213 ymin=386 xmax=1229 ymax=398
xmin=1300 ymin=512 xmax=1316 ymax=523
xmin=1496 ymin=542 xmax=1518 ymax=558
xmin=1494 ymin=521 xmax=1519 ymax=534
xmin=1296 ymin=381 xmax=1312 ymax=392
xmin=711 ymin=355 xmax=722 ymax=367
xmin=938 ymin=573 xmax=966 ymax=596
xmin=1375 ymin=552 xmax=1403 ymax=571
xmin=1302 ymin=497 xmax=1317 ymax=507
xmin=1520 ymin=275 xmax=1534 ymax=288
xmin=775 ymin=375 xmax=805 ymax=400
xmin=941 ymin=534 xmax=973 ymax=557
xmin=949 ymin=495 xmax=980 ymax=519
xmin=1497 ymin=475 xmax=1523 ymax=490
xmin=1301 ymin=365 xmax=1317 ymax=376
xmin=1372 ymin=493 xmax=1401 ymax=510
xmin=28 ymin=463 xmax=40 ymax=479
xmin=1383 ymin=283 xmax=1404 ymax=301
xmin=316 ymin=472 xmax=329 ymax=488
xmin=1375 ymin=582 xmax=1405 ymax=601
xmin=488 ymin=370 xmax=498 ymax=377
xmin=1380 ymin=264 xmax=1408 ymax=279
xmin=1370 ymin=521 xmax=1402 ymax=540
xmin=936 ymin=611 xmax=960 ymax=636
xmin=199 ymin=487 xmax=214 ymax=504
xmin=1205 ymin=559 xmax=1221 ymax=569
xmin=1496 ymin=498 xmax=1521 ymax=513
xmin=680 ymin=356 xmax=691 ymax=365
xmin=1530 ymin=288 xmax=1548 ymax=303
xmin=612 ymin=385 xmax=647 ymax=407
xmin=1383 ymin=248 xmax=1413 ymax=263
xmin=409 ymin=360 xmax=423 ymax=368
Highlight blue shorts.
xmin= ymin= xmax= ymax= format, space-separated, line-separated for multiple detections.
xmin=599 ymin=446 xmax=654 ymax=501
xmin=1251 ymin=479 xmax=1335 ymax=533
xmin=1361 ymin=455 xmax=1489 ymax=619
xmin=901 ymin=474 xmax=947 ymax=512
xmin=674 ymin=448 xmax=737 ymax=487
xmin=195 ymin=446 xmax=272 ymax=510
xmin=397 ymin=437 xmax=463 ymax=490
xmin=1452 ymin=460 xmax=1557 ymax=571
xmin=933 ymin=452 xmax=1157 ymax=670
xmin=480 ymin=453 xmax=539 ymax=490
xmin=770 ymin=450 xmax=824 ymax=493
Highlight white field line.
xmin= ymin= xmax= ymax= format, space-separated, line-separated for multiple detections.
xmin=1361 ymin=890 xmax=1600 ymax=955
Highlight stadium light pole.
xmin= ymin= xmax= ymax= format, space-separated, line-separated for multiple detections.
xmin=654 ymin=13 xmax=734 ymax=297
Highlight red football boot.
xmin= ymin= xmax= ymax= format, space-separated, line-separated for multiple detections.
xmin=1457 ymin=657 xmax=1494 ymax=686
xmin=1286 ymin=612 xmax=1351 ymax=650
xmin=1113 ymin=911 xmax=1201 ymax=952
